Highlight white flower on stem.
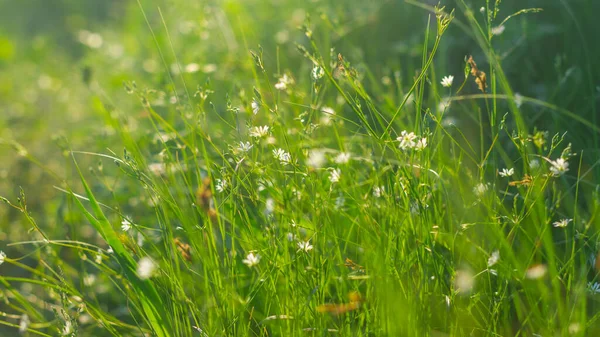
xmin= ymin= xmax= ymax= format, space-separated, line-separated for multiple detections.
xmin=334 ymin=152 xmax=351 ymax=164
xmin=329 ymin=168 xmax=341 ymax=183
xmin=237 ymin=141 xmax=253 ymax=153
xmin=215 ymin=179 xmax=228 ymax=193
xmin=487 ymin=250 xmax=500 ymax=267
xmin=514 ymin=93 xmax=523 ymax=108
xmin=275 ymin=74 xmax=292 ymax=90
xmin=136 ymin=257 xmax=157 ymax=280
xmin=525 ymin=264 xmax=547 ymax=279
xmin=499 ymin=168 xmax=514 ymax=177
xmin=415 ymin=137 xmax=428 ymax=151
xmin=121 ymin=219 xmax=132 ymax=232
xmin=273 ymin=148 xmax=292 ymax=165
xmin=587 ymin=281 xmax=600 ymax=294
xmin=454 ymin=269 xmax=474 ymax=295
xmin=249 ymin=125 xmax=270 ymax=138
xmin=491 ymin=25 xmax=506 ymax=36
xmin=549 ymin=158 xmax=569 ymax=176
xmin=312 ymin=65 xmax=324 ymax=80
xmin=473 ymin=183 xmax=488 ymax=197
xmin=251 ymin=100 xmax=260 ymax=115
xmin=0 ymin=251 xmax=5 ymax=265
xmin=373 ymin=186 xmax=385 ymax=198
xmin=242 ymin=252 xmax=260 ymax=267
xmin=438 ymin=97 xmax=452 ymax=112
xmin=553 ymin=218 xmax=572 ymax=228
xmin=397 ymin=130 xmax=417 ymax=150
xmin=307 ymin=149 xmax=326 ymax=169
xmin=440 ymin=75 xmax=454 ymax=88
xmin=297 ymin=241 xmax=313 ymax=252
xmin=19 ymin=314 xmax=30 ymax=333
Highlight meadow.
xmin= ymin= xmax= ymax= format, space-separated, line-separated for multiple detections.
xmin=1 ymin=0 xmax=600 ymax=336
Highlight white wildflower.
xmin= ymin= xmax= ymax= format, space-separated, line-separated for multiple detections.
xmin=549 ymin=158 xmax=569 ymax=176
xmin=62 ymin=320 xmax=73 ymax=336
xmin=397 ymin=130 xmax=417 ymax=150
xmin=454 ymin=269 xmax=475 ymax=295
xmin=307 ymin=149 xmax=326 ymax=169
xmin=249 ymin=125 xmax=270 ymax=138
xmin=297 ymin=240 xmax=313 ymax=252
xmin=184 ymin=63 xmax=200 ymax=73
xmin=491 ymin=25 xmax=506 ymax=36
xmin=587 ymin=281 xmax=600 ymax=294
xmin=329 ymin=168 xmax=341 ymax=183
xmin=312 ymin=65 xmax=325 ymax=80
xmin=334 ymin=152 xmax=351 ymax=164
xmin=275 ymin=74 xmax=292 ymax=90
xmin=525 ymin=264 xmax=547 ymax=279
xmin=19 ymin=314 xmax=30 ymax=333
xmin=529 ymin=159 xmax=540 ymax=169
xmin=514 ymin=93 xmax=523 ymax=108
xmin=553 ymin=218 xmax=572 ymax=228
xmin=251 ymin=100 xmax=260 ymax=115
xmin=202 ymin=64 xmax=217 ymax=73
xmin=440 ymin=75 xmax=454 ymax=88
xmin=335 ymin=195 xmax=345 ymax=209
xmin=215 ymin=179 xmax=228 ymax=193
xmin=473 ymin=183 xmax=488 ymax=197
xmin=0 ymin=251 xmax=5 ymax=265
xmin=438 ymin=97 xmax=452 ymax=112
xmin=136 ymin=257 xmax=157 ymax=280
xmin=121 ymin=219 xmax=132 ymax=232
xmin=273 ymin=148 xmax=292 ymax=165
xmin=236 ymin=141 xmax=253 ymax=153
xmin=414 ymin=137 xmax=428 ymax=151
xmin=242 ymin=252 xmax=260 ymax=267
xmin=320 ymin=106 xmax=336 ymax=125
xmin=373 ymin=186 xmax=385 ymax=198
xmin=499 ymin=168 xmax=514 ymax=177
xmin=487 ymin=250 xmax=500 ymax=267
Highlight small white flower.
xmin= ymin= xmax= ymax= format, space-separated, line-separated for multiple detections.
xmin=249 ymin=125 xmax=270 ymax=138
xmin=83 ymin=274 xmax=97 ymax=286
xmin=184 ymin=63 xmax=200 ymax=73
xmin=491 ymin=25 xmax=506 ymax=36
xmin=529 ymin=159 xmax=540 ymax=169
xmin=121 ymin=219 xmax=132 ymax=232
xmin=440 ymin=75 xmax=454 ymax=88
xmin=329 ymin=168 xmax=341 ymax=183
xmin=473 ymin=183 xmax=488 ymax=197
xmin=62 ymin=320 xmax=73 ymax=336
xmin=286 ymin=232 xmax=296 ymax=242
xmin=454 ymin=269 xmax=475 ymax=295
xmin=414 ymin=137 xmax=428 ymax=151
xmin=499 ymin=168 xmax=514 ymax=177
xmin=334 ymin=152 xmax=351 ymax=164
xmin=136 ymin=257 xmax=157 ymax=280
xmin=550 ymin=158 xmax=569 ymax=176
xmin=137 ymin=256 xmax=156 ymax=280
xmin=95 ymin=251 xmax=103 ymax=264
xmin=320 ymin=106 xmax=336 ymax=125
xmin=335 ymin=195 xmax=345 ymax=209
xmin=275 ymin=74 xmax=292 ymax=91
xmin=438 ymin=97 xmax=452 ymax=112
xmin=251 ymin=100 xmax=260 ymax=115
xmin=397 ymin=130 xmax=417 ymax=150
xmin=242 ymin=252 xmax=261 ymax=267
xmin=553 ymin=218 xmax=572 ymax=228
xmin=19 ymin=314 xmax=30 ymax=333
xmin=525 ymin=264 xmax=547 ymax=279
xmin=237 ymin=141 xmax=253 ymax=153
xmin=265 ymin=198 xmax=275 ymax=215
xmin=480 ymin=7 xmax=485 ymax=13
xmin=297 ymin=241 xmax=313 ymax=252
xmin=487 ymin=250 xmax=500 ymax=267
xmin=514 ymin=93 xmax=523 ymax=108
xmin=273 ymin=148 xmax=292 ymax=165
xmin=587 ymin=281 xmax=600 ymax=294
xmin=373 ymin=186 xmax=385 ymax=198
xmin=0 ymin=251 xmax=5 ymax=265
xmin=307 ymin=149 xmax=326 ymax=169
xmin=215 ymin=179 xmax=228 ymax=193
xmin=312 ymin=65 xmax=325 ymax=80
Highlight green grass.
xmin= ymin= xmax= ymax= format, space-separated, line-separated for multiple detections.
xmin=1 ymin=0 xmax=600 ymax=336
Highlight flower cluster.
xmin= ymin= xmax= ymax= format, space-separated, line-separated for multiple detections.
xmin=397 ymin=131 xmax=427 ymax=151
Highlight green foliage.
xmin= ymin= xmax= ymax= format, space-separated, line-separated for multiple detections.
xmin=1 ymin=0 xmax=599 ymax=336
